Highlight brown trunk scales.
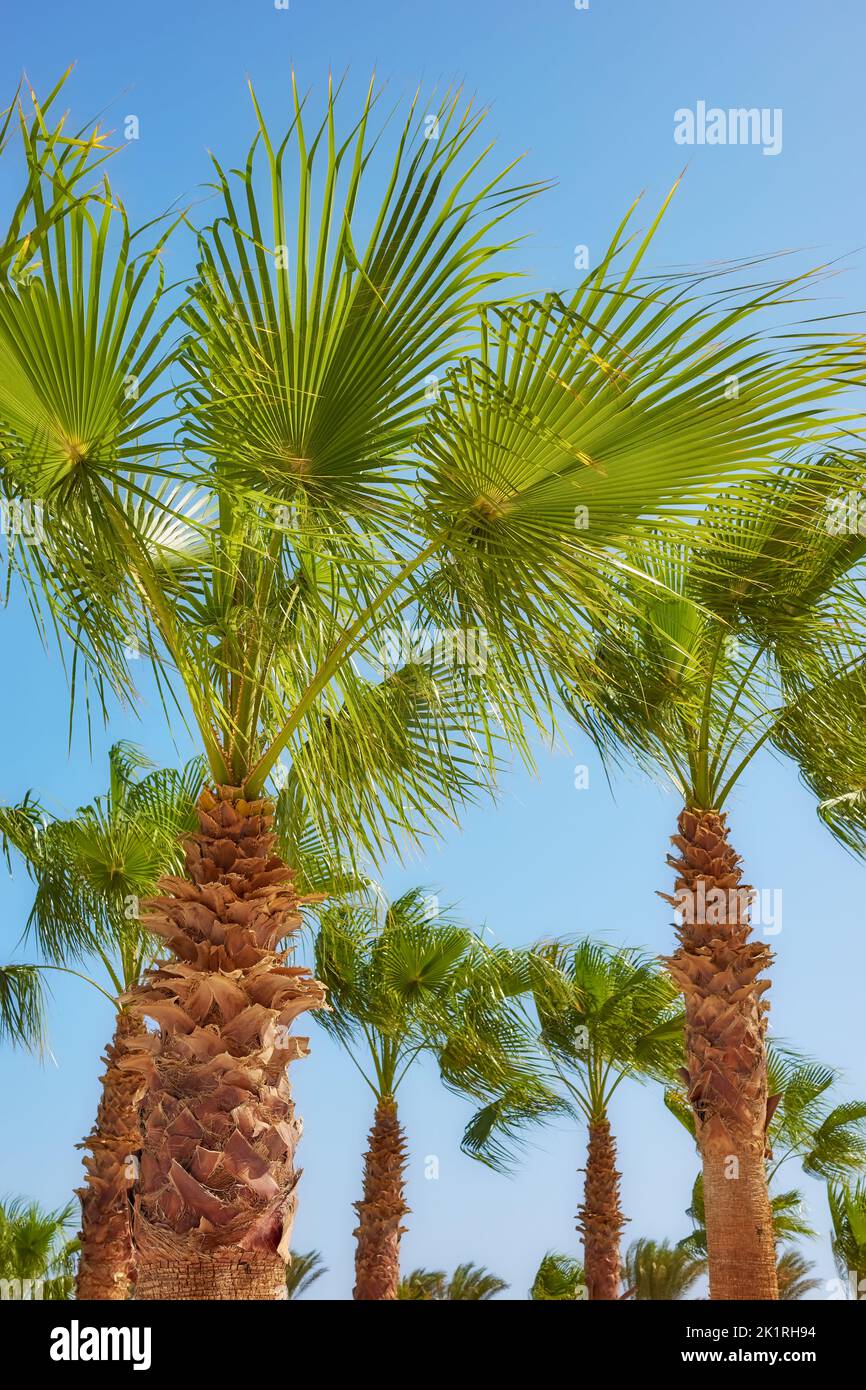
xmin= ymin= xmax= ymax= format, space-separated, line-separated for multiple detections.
xmin=577 ymin=1117 xmax=626 ymax=1300
xmin=352 ymin=1096 xmax=409 ymax=1300
xmin=119 ymin=786 xmax=326 ymax=1301
xmin=662 ymin=807 xmax=778 ymax=1301
xmin=75 ymin=1010 xmax=146 ymax=1300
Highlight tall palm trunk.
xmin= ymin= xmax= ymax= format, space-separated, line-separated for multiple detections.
xmin=577 ymin=1118 xmax=625 ymax=1299
xmin=75 ymin=1010 xmax=145 ymax=1300
xmin=663 ymin=807 xmax=778 ymax=1300
xmin=353 ymin=1096 xmax=409 ymax=1300
xmin=119 ymin=787 xmax=326 ymax=1301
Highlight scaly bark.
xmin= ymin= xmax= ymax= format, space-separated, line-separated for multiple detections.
xmin=75 ymin=1010 xmax=146 ymax=1300
xmin=119 ymin=787 xmax=326 ymax=1301
xmin=662 ymin=807 xmax=778 ymax=1300
xmin=353 ymin=1096 xmax=409 ymax=1300
xmin=577 ymin=1118 xmax=626 ymax=1300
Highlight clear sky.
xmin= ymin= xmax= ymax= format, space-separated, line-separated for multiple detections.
xmin=1 ymin=0 xmax=865 ymax=1299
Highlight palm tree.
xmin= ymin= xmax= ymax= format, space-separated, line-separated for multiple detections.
xmin=284 ymin=1249 xmax=327 ymax=1300
xmin=0 ymin=1196 xmax=78 ymax=1300
xmin=398 ymin=1263 xmax=507 ymax=1300
xmin=0 ymin=743 xmax=202 ymax=1298
xmin=559 ymin=464 xmax=866 ymax=1300
xmin=464 ymin=940 xmax=682 ymax=1300
xmin=529 ymin=1251 xmax=586 ymax=1301
xmin=622 ymin=1237 xmax=706 ymax=1300
xmin=2 ymin=74 xmax=855 ymax=1300
xmin=828 ymin=1180 xmax=866 ymax=1299
xmin=314 ymin=887 xmax=530 ymax=1299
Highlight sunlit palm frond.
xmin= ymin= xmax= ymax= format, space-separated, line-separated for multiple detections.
xmin=0 ymin=963 xmax=48 ymax=1050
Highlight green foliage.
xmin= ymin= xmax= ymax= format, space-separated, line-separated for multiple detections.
xmin=622 ymin=1237 xmax=706 ymax=1300
xmin=828 ymin=1180 xmax=866 ymax=1290
xmin=462 ymin=939 xmax=682 ymax=1168
xmin=398 ymin=1262 xmax=507 ymax=1300
xmin=766 ymin=1048 xmax=866 ymax=1182
xmin=0 ymin=1195 xmax=78 ymax=1299
xmin=0 ymin=964 xmax=48 ymax=1050
xmin=313 ymin=886 xmax=534 ymax=1105
xmin=0 ymin=743 xmax=202 ymax=970
xmin=529 ymin=1251 xmax=586 ymax=1301
xmin=284 ymin=1249 xmax=327 ymax=1300
xmin=775 ymin=1248 xmax=822 ymax=1301
xmin=667 ymin=1045 xmax=866 ymax=1185
xmin=0 ymin=743 xmax=203 ymax=1049
xmin=3 ymin=75 xmax=858 ymax=877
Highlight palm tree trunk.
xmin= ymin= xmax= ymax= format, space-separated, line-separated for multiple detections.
xmin=353 ymin=1096 xmax=409 ymax=1300
xmin=75 ymin=1010 xmax=146 ymax=1300
xmin=577 ymin=1117 xmax=626 ymax=1299
xmin=663 ymin=807 xmax=778 ymax=1300
xmin=119 ymin=787 xmax=326 ymax=1301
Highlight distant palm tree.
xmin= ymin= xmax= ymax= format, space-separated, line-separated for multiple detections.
xmin=463 ymin=940 xmax=682 ymax=1300
xmin=398 ymin=1263 xmax=507 ymax=1300
xmin=285 ymin=1250 xmax=327 ymax=1301
xmin=529 ymin=1252 xmax=586 ymax=1301
xmin=315 ymin=888 xmax=531 ymax=1300
xmin=776 ymin=1249 xmax=822 ymax=1301
xmin=0 ymin=1196 xmax=78 ymax=1299
xmin=622 ymin=1238 xmax=706 ymax=1300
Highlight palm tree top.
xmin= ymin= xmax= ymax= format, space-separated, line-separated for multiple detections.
xmin=313 ymin=886 xmax=534 ymax=1104
xmin=462 ymin=938 xmax=683 ymax=1168
xmin=560 ymin=462 xmax=866 ymax=812
xmin=3 ymin=72 xmax=859 ymax=859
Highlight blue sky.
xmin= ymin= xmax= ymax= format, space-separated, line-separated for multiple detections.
xmin=1 ymin=0 xmax=865 ymax=1298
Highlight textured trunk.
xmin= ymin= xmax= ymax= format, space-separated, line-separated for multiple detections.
xmin=577 ymin=1118 xmax=625 ymax=1300
xmin=134 ymin=1252 xmax=286 ymax=1300
xmin=352 ymin=1096 xmax=409 ymax=1300
xmin=662 ymin=807 xmax=778 ymax=1301
xmin=75 ymin=1010 xmax=146 ymax=1300
xmin=119 ymin=787 xmax=326 ymax=1301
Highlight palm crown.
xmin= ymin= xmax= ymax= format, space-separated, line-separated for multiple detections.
xmin=561 ymin=462 xmax=866 ymax=813
xmin=0 ymin=742 xmax=202 ymax=1046
xmin=313 ymin=885 xmax=532 ymax=1103
xmin=463 ymin=939 xmax=683 ymax=1165
xmin=2 ymin=77 xmax=860 ymax=849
